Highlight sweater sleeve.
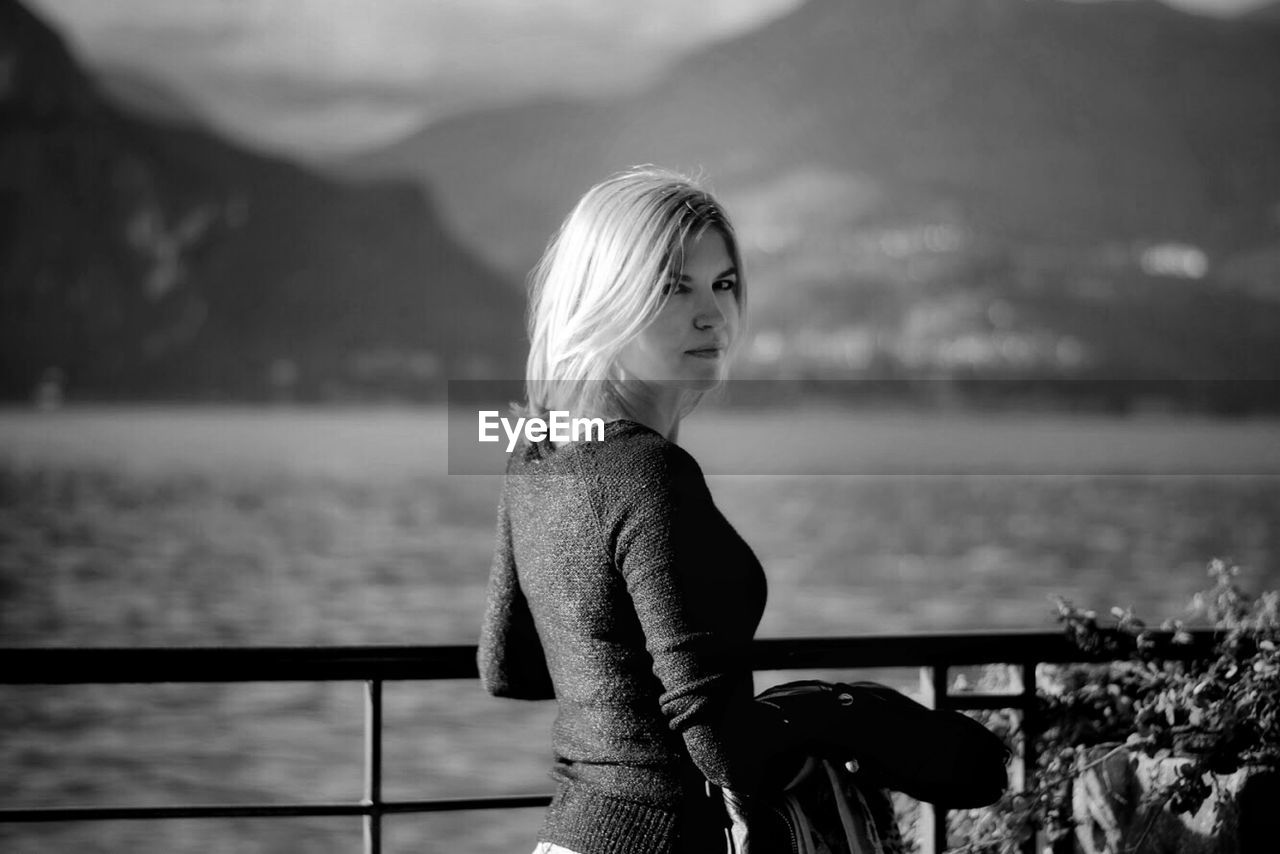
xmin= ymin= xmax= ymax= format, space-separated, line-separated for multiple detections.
xmin=477 ymin=491 xmax=555 ymax=700
xmin=587 ymin=438 xmax=788 ymax=794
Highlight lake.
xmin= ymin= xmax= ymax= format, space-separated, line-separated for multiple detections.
xmin=2 ymin=405 xmax=1278 ymax=852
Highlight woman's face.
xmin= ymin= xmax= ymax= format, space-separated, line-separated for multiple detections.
xmin=616 ymin=227 xmax=741 ymax=392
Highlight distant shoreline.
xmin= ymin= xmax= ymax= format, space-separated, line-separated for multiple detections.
xmin=1 ymin=405 xmax=1277 ymax=480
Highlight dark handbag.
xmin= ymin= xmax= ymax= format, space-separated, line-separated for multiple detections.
xmin=717 ymin=680 xmax=1008 ymax=853
xmin=755 ymin=680 xmax=1010 ymax=808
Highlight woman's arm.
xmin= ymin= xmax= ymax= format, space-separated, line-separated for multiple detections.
xmin=477 ymin=492 xmax=555 ymax=700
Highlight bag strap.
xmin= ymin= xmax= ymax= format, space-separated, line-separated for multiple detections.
xmin=821 ymin=759 xmax=886 ymax=854
xmin=780 ymin=760 xmax=885 ymax=854
xmin=722 ymin=758 xmax=890 ymax=854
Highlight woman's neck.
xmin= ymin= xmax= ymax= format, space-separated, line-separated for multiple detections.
xmin=613 ymin=382 xmax=684 ymax=443
xmin=622 ymin=402 xmax=680 ymax=443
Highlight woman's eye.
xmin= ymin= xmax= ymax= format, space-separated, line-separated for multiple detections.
xmin=661 ymin=279 xmax=735 ymax=295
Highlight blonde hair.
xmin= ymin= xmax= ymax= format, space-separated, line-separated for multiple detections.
xmin=523 ymin=166 xmax=746 ymax=420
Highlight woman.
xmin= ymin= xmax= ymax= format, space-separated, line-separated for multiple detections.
xmin=478 ymin=166 xmax=790 ymax=854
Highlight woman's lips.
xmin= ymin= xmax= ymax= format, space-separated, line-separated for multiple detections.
xmin=684 ymin=347 xmax=723 ymax=359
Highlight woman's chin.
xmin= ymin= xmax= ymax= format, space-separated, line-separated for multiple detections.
xmin=668 ymin=371 xmax=724 ymax=393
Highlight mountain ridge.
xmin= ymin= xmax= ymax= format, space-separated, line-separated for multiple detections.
xmin=339 ymin=0 xmax=1280 ymax=398
xmin=2 ymin=0 xmax=523 ymax=403
xmin=344 ymin=0 xmax=1280 ymax=269
xmin=7 ymin=0 xmax=1279 ymax=407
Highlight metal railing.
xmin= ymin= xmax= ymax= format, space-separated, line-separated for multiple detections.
xmin=1 ymin=630 xmax=1216 ymax=853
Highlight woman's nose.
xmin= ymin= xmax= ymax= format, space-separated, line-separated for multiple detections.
xmin=693 ymin=291 xmax=726 ymax=330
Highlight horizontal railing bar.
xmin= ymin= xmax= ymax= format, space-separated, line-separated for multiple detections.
xmin=749 ymin=630 xmax=1218 ymax=671
xmin=0 ymin=630 xmax=1218 ymax=685
xmin=0 ymin=803 xmax=369 ymax=823
xmin=0 ymin=795 xmax=554 ymax=824
xmin=0 ymin=645 xmax=481 ymax=685
xmin=381 ymin=795 xmax=553 ymax=814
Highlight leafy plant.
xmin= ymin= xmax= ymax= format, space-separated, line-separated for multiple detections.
xmin=950 ymin=559 xmax=1280 ymax=853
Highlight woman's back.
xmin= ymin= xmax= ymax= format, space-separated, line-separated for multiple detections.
xmin=480 ymin=420 xmax=771 ymax=852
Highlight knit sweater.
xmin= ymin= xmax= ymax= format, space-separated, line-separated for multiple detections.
xmin=478 ymin=419 xmax=786 ymax=854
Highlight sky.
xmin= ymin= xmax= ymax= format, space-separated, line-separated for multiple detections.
xmin=25 ymin=0 xmax=1276 ymax=163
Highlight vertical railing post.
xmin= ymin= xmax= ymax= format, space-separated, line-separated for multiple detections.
xmin=917 ymin=665 xmax=950 ymax=854
xmin=1019 ymin=662 xmax=1039 ymax=854
xmin=364 ymin=679 xmax=383 ymax=854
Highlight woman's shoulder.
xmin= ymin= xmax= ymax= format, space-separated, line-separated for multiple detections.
xmin=567 ymin=420 xmax=707 ymax=513
xmin=581 ymin=419 xmax=698 ymax=469
xmin=503 ymin=418 xmax=702 ymax=489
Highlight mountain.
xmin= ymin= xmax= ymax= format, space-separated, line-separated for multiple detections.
xmin=1 ymin=0 xmax=522 ymax=403
xmin=1243 ymin=1 xmax=1280 ymax=22
xmin=348 ymin=0 xmax=1280 ymax=269
xmin=344 ymin=0 xmax=1280 ymax=403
